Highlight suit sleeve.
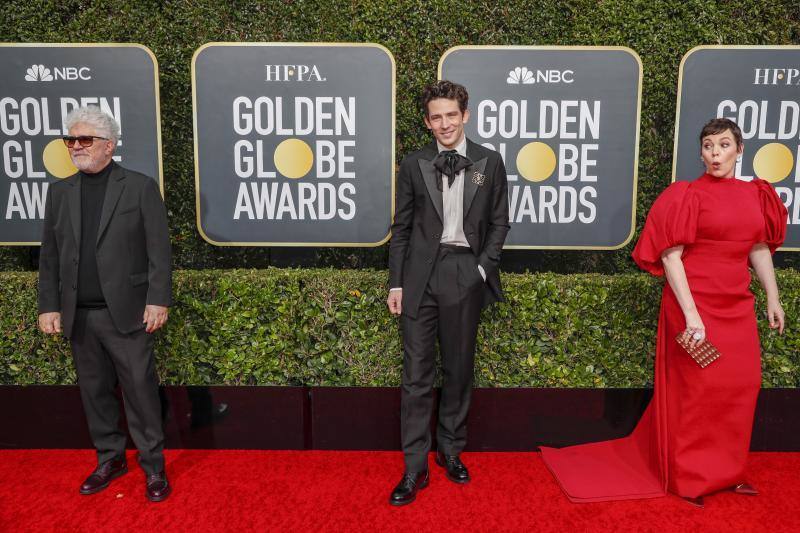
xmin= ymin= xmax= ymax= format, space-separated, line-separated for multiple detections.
xmin=478 ymin=154 xmax=510 ymax=277
xmin=38 ymin=185 xmax=61 ymax=314
xmin=141 ymin=178 xmax=172 ymax=306
xmin=388 ymin=158 xmax=415 ymax=289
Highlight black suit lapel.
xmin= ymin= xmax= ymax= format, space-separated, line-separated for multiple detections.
xmin=96 ymin=163 xmax=125 ymax=245
xmin=463 ymin=140 xmax=487 ymax=218
xmin=67 ymin=174 xmax=81 ymax=247
xmin=418 ymin=143 xmax=443 ymax=223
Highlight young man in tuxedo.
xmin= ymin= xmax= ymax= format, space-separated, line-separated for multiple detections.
xmin=387 ymin=80 xmax=510 ymax=505
xmin=38 ymin=106 xmax=172 ymax=502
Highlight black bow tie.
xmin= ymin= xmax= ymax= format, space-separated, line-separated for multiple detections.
xmin=432 ymin=150 xmax=472 ymax=190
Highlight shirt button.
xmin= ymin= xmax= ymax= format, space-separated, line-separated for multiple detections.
xmin=433 ymin=233 xmax=440 ymax=239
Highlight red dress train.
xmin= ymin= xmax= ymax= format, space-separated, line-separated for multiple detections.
xmin=540 ymin=174 xmax=788 ymax=501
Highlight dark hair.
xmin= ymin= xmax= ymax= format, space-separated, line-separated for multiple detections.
xmin=699 ymin=117 xmax=743 ymax=147
xmin=421 ymin=80 xmax=469 ymax=115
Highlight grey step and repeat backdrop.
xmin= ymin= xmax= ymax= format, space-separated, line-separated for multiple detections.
xmin=0 ymin=43 xmax=797 ymax=251
xmin=440 ymin=46 xmax=642 ymax=249
xmin=674 ymin=46 xmax=800 ymax=250
xmin=0 ymin=43 xmax=163 ymax=245
xmin=192 ymin=43 xmax=395 ymax=246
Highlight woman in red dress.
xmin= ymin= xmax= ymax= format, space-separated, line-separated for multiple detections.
xmin=540 ymin=118 xmax=788 ymax=507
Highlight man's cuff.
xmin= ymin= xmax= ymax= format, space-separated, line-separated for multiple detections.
xmin=389 ymin=287 xmax=402 ymax=292
xmin=477 ymin=265 xmax=486 ymax=282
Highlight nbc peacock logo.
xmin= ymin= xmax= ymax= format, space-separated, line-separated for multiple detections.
xmin=25 ymin=64 xmax=53 ymax=82
xmin=506 ymin=66 xmax=575 ymax=85
xmin=507 ymin=67 xmax=535 ymax=85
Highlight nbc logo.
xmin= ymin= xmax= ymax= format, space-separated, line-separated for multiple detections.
xmin=507 ymin=67 xmax=535 ymax=85
xmin=25 ymin=64 xmax=53 ymax=82
xmin=506 ymin=66 xmax=575 ymax=85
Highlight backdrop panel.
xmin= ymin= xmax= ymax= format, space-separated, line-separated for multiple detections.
xmin=192 ymin=43 xmax=395 ymax=246
xmin=0 ymin=43 xmax=163 ymax=245
xmin=673 ymin=45 xmax=800 ymax=251
xmin=440 ymin=46 xmax=642 ymax=249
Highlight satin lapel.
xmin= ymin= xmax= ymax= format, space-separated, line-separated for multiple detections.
xmin=418 ymin=156 xmax=443 ymax=223
xmin=67 ymin=174 xmax=81 ymax=247
xmin=96 ymin=164 xmax=125 ymax=245
xmin=463 ymin=141 xmax=488 ymax=218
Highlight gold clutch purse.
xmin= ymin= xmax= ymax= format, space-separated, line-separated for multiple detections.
xmin=674 ymin=333 xmax=721 ymax=368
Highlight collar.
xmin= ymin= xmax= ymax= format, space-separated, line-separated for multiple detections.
xmin=436 ymin=136 xmax=467 ymax=157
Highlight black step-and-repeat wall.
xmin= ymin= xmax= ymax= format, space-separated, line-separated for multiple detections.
xmin=0 ymin=43 xmax=797 ymax=251
xmin=0 ymin=44 xmax=162 ymax=245
xmin=674 ymin=46 xmax=800 ymax=250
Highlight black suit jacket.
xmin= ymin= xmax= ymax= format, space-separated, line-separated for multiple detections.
xmin=388 ymin=139 xmax=510 ymax=319
xmin=38 ymin=162 xmax=172 ymax=338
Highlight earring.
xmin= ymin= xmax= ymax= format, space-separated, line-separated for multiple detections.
xmin=736 ymin=155 xmax=742 ymax=162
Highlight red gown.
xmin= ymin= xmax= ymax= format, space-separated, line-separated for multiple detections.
xmin=540 ymin=174 xmax=788 ymax=501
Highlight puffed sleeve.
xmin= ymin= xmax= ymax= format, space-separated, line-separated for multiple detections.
xmin=632 ymin=181 xmax=699 ymax=276
xmin=753 ymin=178 xmax=788 ymax=253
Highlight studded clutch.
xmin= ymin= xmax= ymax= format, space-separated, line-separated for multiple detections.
xmin=675 ymin=333 xmax=721 ymax=368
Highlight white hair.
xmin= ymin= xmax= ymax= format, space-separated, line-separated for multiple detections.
xmin=64 ymin=105 xmax=121 ymax=145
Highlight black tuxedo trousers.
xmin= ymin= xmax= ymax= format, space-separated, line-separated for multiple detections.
xmin=401 ymin=245 xmax=484 ymax=472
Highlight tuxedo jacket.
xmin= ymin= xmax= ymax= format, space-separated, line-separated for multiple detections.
xmin=388 ymin=139 xmax=510 ymax=319
xmin=38 ymin=162 xmax=172 ymax=338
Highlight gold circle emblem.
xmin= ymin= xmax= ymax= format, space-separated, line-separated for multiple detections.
xmin=752 ymin=143 xmax=793 ymax=183
xmin=274 ymin=138 xmax=314 ymax=179
xmin=42 ymin=139 xmax=77 ymax=179
xmin=516 ymin=142 xmax=556 ymax=183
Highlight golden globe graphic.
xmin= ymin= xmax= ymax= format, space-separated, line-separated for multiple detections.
xmin=273 ymin=138 xmax=314 ymax=179
xmin=674 ymin=46 xmax=800 ymax=250
xmin=192 ymin=43 xmax=395 ymax=246
xmin=0 ymin=43 xmax=163 ymax=245
xmin=41 ymin=139 xmax=77 ymax=179
xmin=441 ymin=46 xmax=641 ymax=248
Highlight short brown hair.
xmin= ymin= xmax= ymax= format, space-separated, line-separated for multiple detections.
xmin=699 ymin=118 xmax=743 ymax=147
xmin=421 ymin=80 xmax=469 ymax=116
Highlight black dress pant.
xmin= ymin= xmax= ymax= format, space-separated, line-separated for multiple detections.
xmin=401 ymin=245 xmax=484 ymax=473
xmin=70 ymin=308 xmax=165 ymax=473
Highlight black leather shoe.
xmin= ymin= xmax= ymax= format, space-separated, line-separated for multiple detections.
xmin=389 ymin=470 xmax=429 ymax=506
xmin=79 ymin=456 xmax=128 ymax=495
xmin=435 ymin=452 xmax=470 ymax=484
xmin=145 ymin=470 xmax=171 ymax=502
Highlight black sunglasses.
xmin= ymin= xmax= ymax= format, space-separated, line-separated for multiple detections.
xmin=62 ymin=135 xmax=109 ymax=148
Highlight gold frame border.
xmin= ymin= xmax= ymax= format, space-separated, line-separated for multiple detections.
xmin=0 ymin=42 xmax=164 ymax=246
xmin=438 ymin=45 xmax=643 ymax=251
xmin=191 ymin=42 xmax=396 ymax=247
xmin=672 ymin=44 xmax=800 ymax=251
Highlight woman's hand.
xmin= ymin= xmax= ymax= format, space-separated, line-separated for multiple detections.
xmin=682 ymin=310 xmax=706 ymax=350
xmin=766 ymin=299 xmax=785 ymax=334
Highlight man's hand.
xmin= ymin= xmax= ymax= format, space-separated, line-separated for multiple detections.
xmin=38 ymin=312 xmax=62 ymax=335
xmin=143 ymin=305 xmax=169 ymax=333
xmin=387 ymin=290 xmax=402 ymax=316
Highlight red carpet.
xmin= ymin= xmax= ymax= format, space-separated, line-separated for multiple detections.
xmin=1 ymin=450 xmax=798 ymax=532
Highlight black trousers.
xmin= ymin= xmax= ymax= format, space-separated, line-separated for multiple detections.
xmin=70 ymin=308 xmax=165 ymax=473
xmin=400 ymin=245 xmax=484 ymax=472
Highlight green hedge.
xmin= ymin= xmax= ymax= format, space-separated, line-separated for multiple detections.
xmin=2 ymin=269 xmax=797 ymax=387
xmin=1 ymin=0 xmax=799 ymax=272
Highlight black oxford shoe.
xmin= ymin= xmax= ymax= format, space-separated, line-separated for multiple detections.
xmin=435 ymin=452 xmax=470 ymax=484
xmin=389 ymin=470 xmax=429 ymax=506
xmin=145 ymin=470 xmax=171 ymax=502
xmin=79 ymin=456 xmax=128 ymax=495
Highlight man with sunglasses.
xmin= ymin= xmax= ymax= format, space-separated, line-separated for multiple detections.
xmin=38 ymin=106 xmax=172 ymax=502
